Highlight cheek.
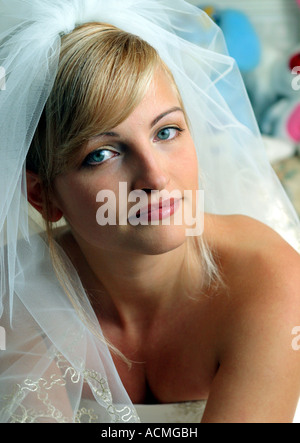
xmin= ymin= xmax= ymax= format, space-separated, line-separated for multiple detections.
xmin=54 ymin=175 xmax=124 ymax=238
xmin=54 ymin=177 xmax=100 ymax=226
xmin=175 ymin=142 xmax=199 ymax=188
xmin=189 ymin=143 xmax=199 ymax=180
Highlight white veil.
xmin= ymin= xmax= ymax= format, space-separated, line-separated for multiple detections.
xmin=0 ymin=0 xmax=299 ymax=423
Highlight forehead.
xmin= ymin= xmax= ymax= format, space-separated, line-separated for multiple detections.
xmin=143 ymin=69 xmax=180 ymax=107
xmin=115 ymin=70 xmax=182 ymax=129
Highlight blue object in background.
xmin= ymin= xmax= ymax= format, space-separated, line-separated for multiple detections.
xmin=216 ymin=10 xmax=261 ymax=71
xmin=201 ymin=7 xmax=261 ymax=72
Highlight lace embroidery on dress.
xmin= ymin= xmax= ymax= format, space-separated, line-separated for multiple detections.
xmin=2 ymin=377 xmax=71 ymax=423
xmin=82 ymin=368 xmax=140 ymax=423
xmin=75 ymin=407 xmax=99 ymax=423
xmin=1 ymin=351 xmax=139 ymax=423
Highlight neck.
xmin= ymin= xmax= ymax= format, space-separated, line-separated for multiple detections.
xmin=57 ymin=228 xmax=193 ymax=327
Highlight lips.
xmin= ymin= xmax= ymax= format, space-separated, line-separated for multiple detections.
xmin=136 ymin=198 xmax=179 ymax=218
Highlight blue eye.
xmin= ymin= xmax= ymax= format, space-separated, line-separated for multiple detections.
xmin=155 ymin=127 xmax=183 ymax=142
xmin=83 ymin=148 xmax=117 ymax=167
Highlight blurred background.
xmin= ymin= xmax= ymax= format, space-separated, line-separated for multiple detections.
xmin=188 ymin=0 xmax=300 ymax=218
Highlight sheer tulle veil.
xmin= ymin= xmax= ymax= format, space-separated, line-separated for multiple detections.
xmin=0 ymin=0 xmax=299 ymax=423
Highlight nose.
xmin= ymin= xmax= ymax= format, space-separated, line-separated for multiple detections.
xmin=130 ymin=143 xmax=170 ymax=192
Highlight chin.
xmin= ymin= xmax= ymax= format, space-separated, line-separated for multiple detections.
xmin=129 ymin=225 xmax=188 ymax=255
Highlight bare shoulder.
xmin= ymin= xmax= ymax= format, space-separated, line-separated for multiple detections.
xmin=204 ymin=212 xmax=300 ymax=335
xmin=202 ymin=214 xmax=300 ymax=422
xmin=205 ymin=212 xmax=299 ymax=254
xmin=205 ymin=213 xmax=300 ymax=285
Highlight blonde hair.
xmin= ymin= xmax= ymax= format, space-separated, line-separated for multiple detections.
xmin=27 ymin=23 xmax=223 ymax=356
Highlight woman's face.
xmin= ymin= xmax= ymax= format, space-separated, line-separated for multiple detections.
xmin=53 ymin=69 xmax=200 ymax=255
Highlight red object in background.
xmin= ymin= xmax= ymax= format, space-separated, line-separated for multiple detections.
xmin=289 ymin=53 xmax=300 ymax=71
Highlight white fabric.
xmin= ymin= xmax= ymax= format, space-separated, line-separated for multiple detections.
xmin=0 ymin=0 xmax=299 ymax=423
xmin=80 ymin=399 xmax=207 ymax=423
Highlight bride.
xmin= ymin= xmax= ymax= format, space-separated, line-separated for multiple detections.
xmin=0 ymin=0 xmax=300 ymax=423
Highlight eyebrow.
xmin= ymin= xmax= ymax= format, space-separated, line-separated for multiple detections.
xmin=92 ymin=107 xmax=184 ymax=140
xmin=150 ymin=106 xmax=184 ymax=128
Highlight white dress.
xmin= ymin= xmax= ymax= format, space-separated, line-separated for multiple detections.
xmin=78 ymin=399 xmax=207 ymax=423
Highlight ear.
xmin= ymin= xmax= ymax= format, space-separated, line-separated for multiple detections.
xmin=26 ymin=170 xmax=63 ymax=222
